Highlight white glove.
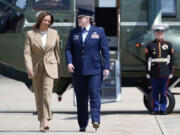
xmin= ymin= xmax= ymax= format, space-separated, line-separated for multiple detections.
xmin=146 ymin=74 xmax=150 ymax=79
xmin=169 ymin=74 xmax=173 ymax=79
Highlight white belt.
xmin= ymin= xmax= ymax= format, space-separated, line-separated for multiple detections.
xmin=147 ymin=55 xmax=170 ymax=71
xmin=151 ymin=58 xmax=170 ymax=63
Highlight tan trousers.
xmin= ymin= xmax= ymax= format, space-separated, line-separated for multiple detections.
xmin=32 ymin=63 xmax=54 ymax=122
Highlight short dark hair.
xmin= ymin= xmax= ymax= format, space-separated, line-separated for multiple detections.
xmin=90 ymin=18 xmax=96 ymax=25
xmin=33 ymin=11 xmax=54 ymax=30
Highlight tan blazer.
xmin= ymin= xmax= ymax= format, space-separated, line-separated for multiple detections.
xmin=24 ymin=28 xmax=61 ymax=79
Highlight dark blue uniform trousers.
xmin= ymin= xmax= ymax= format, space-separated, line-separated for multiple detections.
xmin=150 ymin=78 xmax=169 ymax=112
xmin=73 ymin=74 xmax=102 ymax=128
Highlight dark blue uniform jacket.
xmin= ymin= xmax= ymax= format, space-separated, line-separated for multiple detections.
xmin=65 ymin=25 xmax=110 ymax=75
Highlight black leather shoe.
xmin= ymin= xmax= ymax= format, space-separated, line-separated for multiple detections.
xmin=93 ymin=122 xmax=99 ymax=131
xmin=79 ymin=128 xmax=86 ymax=132
xmin=159 ymin=111 xmax=167 ymax=115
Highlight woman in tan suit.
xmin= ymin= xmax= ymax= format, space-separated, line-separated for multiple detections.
xmin=24 ymin=11 xmax=60 ymax=132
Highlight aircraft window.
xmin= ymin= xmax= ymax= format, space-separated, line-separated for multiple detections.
xmin=0 ymin=0 xmax=25 ymax=33
xmin=15 ymin=0 xmax=28 ymax=9
xmin=161 ymin=0 xmax=176 ymax=17
xmin=32 ymin=0 xmax=70 ymax=10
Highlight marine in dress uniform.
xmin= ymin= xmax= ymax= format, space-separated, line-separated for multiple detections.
xmin=65 ymin=8 xmax=110 ymax=131
xmin=145 ymin=24 xmax=175 ymax=115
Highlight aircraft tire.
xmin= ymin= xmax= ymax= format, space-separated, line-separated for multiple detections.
xmin=145 ymin=90 xmax=175 ymax=114
xmin=143 ymin=95 xmax=150 ymax=111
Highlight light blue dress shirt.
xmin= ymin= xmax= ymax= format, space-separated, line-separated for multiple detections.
xmin=82 ymin=25 xmax=91 ymax=43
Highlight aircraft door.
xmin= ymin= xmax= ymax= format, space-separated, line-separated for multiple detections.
xmin=95 ymin=1 xmax=121 ymax=103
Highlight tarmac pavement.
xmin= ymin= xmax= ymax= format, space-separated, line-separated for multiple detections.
xmin=0 ymin=75 xmax=180 ymax=135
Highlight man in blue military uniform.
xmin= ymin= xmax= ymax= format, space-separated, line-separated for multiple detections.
xmin=145 ymin=24 xmax=175 ymax=115
xmin=65 ymin=8 xmax=110 ymax=131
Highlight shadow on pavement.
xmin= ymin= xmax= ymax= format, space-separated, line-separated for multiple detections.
xmin=1 ymin=110 xmax=180 ymax=115
xmin=0 ymin=130 xmax=81 ymax=133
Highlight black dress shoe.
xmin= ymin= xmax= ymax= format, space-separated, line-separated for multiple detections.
xmin=93 ymin=122 xmax=99 ymax=131
xmin=79 ymin=128 xmax=86 ymax=132
xmin=159 ymin=111 xmax=167 ymax=115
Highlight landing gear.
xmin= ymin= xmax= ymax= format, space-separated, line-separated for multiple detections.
xmin=143 ymin=90 xmax=175 ymax=114
xmin=139 ymin=77 xmax=180 ymax=114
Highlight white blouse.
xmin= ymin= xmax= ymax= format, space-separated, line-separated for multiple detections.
xmin=39 ymin=31 xmax=47 ymax=47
